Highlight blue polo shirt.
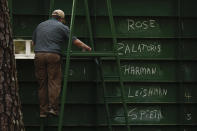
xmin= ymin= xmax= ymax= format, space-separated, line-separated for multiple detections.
xmin=32 ymin=18 xmax=77 ymax=55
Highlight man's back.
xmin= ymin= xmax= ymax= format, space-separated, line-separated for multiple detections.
xmin=33 ymin=18 xmax=70 ymax=54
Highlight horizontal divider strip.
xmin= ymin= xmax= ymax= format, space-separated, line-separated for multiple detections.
xmin=12 ymin=13 xmax=197 ymax=18
xmin=23 ymin=123 xmax=197 ymax=127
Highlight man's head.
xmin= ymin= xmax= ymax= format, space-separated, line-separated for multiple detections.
xmin=52 ymin=9 xmax=65 ymax=23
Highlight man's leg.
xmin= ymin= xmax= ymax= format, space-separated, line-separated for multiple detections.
xmin=47 ymin=53 xmax=61 ymax=115
xmin=34 ymin=53 xmax=48 ymax=117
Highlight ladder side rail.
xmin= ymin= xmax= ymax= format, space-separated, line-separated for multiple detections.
xmin=84 ymin=0 xmax=95 ymax=50
xmin=106 ymin=0 xmax=131 ymax=130
xmin=98 ymin=58 xmax=113 ymax=131
xmin=58 ymin=0 xmax=77 ymax=131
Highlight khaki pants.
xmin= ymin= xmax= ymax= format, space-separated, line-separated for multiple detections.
xmin=34 ymin=52 xmax=61 ymax=115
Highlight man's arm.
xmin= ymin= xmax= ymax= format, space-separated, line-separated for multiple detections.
xmin=73 ymin=39 xmax=92 ymax=51
xmin=63 ymin=25 xmax=91 ymax=51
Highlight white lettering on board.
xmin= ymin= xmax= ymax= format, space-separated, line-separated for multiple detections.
xmin=114 ymin=107 xmax=163 ymax=122
xmin=128 ymin=108 xmax=163 ymax=121
xmin=128 ymin=87 xmax=168 ymax=98
xmin=128 ymin=19 xmax=157 ymax=31
xmin=121 ymin=65 xmax=157 ymax=76
xmin=117 ymin=41 xmax=161 ymax=55
xmin=185 ymin=113 xmax=192 ymax=121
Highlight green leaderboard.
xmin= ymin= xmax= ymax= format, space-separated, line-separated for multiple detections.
xmin=10 ymin=0 xmax=197 ymax=131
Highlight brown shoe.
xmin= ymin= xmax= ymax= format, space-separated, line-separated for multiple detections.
xmin=40 ymin=114 xmax=47 ymax=118
xmin=48 ymin=109 xmax=58 ymax=116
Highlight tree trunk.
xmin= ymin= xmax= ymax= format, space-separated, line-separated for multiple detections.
xmin=0 ymin=0 xmax=25 ymax=130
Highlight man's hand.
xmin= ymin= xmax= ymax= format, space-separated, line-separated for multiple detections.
xmin=84 ymin=46 xmax=91 ymax=51
xmin=73 ymin=39 xmax=92 ymax=51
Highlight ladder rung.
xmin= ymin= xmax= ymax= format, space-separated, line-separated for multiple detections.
xmin=70 ymin=52 xmax=116 ymax=57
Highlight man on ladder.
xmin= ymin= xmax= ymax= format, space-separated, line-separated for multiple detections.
xmin=32 ymin=9 xmax=91 ymax=118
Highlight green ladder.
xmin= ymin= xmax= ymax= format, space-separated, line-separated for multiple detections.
xmin=57 ymin=0 xmax=77 ymax=131
xmin=57 ymin=0 xmax=131 ymax=131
